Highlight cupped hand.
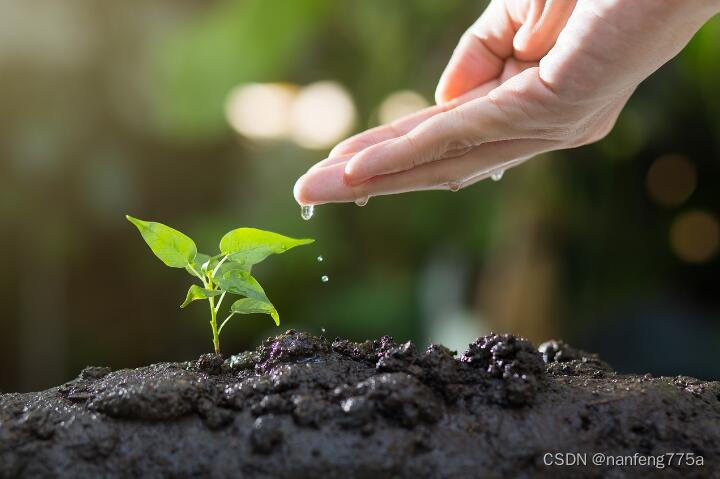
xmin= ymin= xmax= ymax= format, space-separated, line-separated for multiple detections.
xmin=294 ymin=0 xmax=718 ymax=205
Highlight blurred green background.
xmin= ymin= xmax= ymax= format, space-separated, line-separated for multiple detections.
xmin=1 ymin=0 xmax=719 ymax=392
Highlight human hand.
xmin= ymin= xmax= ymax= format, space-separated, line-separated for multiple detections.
xmin=294 ymin=0 xmax=719 ymax=205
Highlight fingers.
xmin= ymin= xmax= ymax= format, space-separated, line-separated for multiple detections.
xmin=513 ymin=0 xmax=577 ymax=61
xmin=359 ymin=139 xmax=552 ymax=197
xmin=327 ymin=104 xmax=446 ymax=160
xmin=342 ymin=95 xmax=527 ymax=185
xmin=435 ymin=0 xmax=516 ymax=104
xmin=307 ymin=152 xmax=354 ymax=172
xmin=328 ymin=80 xmax=501 ymax=160
xmin=435 ymin=0 xmax=577 ymax=104
xmin=294 ymin=138 xmax=557 ymax=205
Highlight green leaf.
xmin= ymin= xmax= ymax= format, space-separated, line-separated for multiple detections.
xmin=127 ymin=215 xmax=197 ymax=268
xmin=186 ymin=253 xmax=252 ymax=281
xmin=180 ymin=285 xmax=222 ymax=308
xmin=230 ymin=297 xmax=279 ymax=326
xmin=215 ymin=260 xmax=251 ymax=278
xmin=219 ymin=228 xmax=313 ymax=267
xmin=215 ymin=269 xmax=270 ymax=302
xmin=185 ymin=253 xmax=211 ymax=278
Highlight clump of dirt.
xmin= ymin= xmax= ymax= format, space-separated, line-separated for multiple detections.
xmin=539 ymin=339 xmax=614 ymax=377
xmin=1 ymin=330 xmax=718 ymax=478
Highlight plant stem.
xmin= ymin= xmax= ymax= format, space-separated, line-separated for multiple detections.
xmin=214 ymin=291 xmax=226 ymax=313
xmin=218 ymin=313 xmax=236 ymax=334
xmin=211 ymin=255 xmax=229 ymax=280
xmin=208 ymin=296 xmax=220 ymax=354
xmin=187 ymin=264 xmax=208 ymax=288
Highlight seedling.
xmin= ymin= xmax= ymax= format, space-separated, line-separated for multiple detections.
xmin=126 ymin=215 xmax=313 ymax=354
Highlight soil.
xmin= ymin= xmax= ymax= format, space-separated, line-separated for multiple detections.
xmin=1 ymin=330 xmax=718 ymax=478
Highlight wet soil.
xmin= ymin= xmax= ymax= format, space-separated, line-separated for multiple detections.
xmin=1 ymin=331 xmax=718 ymax=478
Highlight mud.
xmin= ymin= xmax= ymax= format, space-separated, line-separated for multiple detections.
xmin=1 ymin=331 xmax=718 ymax=478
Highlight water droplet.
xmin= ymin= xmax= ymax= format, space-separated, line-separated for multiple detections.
xmin=354 ymin=196 xmax=368 ymax=207
xmin=301 ymin=204 xmax=314 ymax=220
xmin=321 ymin=275 xmax=329 ymax=283
xmin=321 ymin=328 xmax=326 ymax=334
xmin=448 ymin=182 xmax=460 ymax=192
xmin=490 ymin=169 xmax=504 ymax=182
xmin=317 ymin=255 xmax=324 ymax=262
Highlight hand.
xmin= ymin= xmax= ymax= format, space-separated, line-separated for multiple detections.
xmin=294 ymin=0 xmax=719 ymax=205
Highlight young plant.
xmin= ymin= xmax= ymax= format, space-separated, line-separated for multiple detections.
xmin=126 ymin=215 xmax=313 ymax=354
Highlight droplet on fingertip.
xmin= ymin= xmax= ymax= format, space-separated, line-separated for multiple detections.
xmin=301 ymin=204 xmax=314 ymax=220
xmin=490 ymin=169 xmax=504 ymax=182
xmin=355 ymin=196 xmax=368 ymax=207
xmin=448 ymin=182 xmax=460 ymax=192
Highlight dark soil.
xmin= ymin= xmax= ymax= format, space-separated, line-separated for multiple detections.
xmin=1 ymin=331 xmax=718 ymax=478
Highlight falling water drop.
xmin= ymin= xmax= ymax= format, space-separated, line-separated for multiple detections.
xmin=355 ymin=196 xmax=368 ymax=207
xmin=448 ymin=182 xmax=460 ymax=192
xmin=317 ymin=255 xmax=324 ymax=262
xmin=321 ymin=275 xmax=329 ymax=283
xmin=301 ymin=204 xmax=314 ymax=220
xmin=490 ymin=169 xmax=504 ymax=182
xmin=321 ymin=328 xmax=326 ymax=334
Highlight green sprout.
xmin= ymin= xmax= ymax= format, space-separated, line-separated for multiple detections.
xmin=126 ymin=215 xmax=313 ymax=354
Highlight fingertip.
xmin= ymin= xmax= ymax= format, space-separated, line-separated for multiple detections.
xmin=434 ymin=86 xmax=447 ymax=106
xmin=343 ymin=153 xmax=373 ymax=186
xmin=343 ymin=160 xmax=358 ymax=185
xmin=512 ymin=0 xmax=577 ymax=62
xmin=435 ymin=67 xmax=459 ymax=106
xmin=329 ymin=135 xmax=364 ymax=158
xmin=309 ymin=152 xmax=353 ymax=172
xmin=293 ymin=175 xmax=305 ymax=205
xmin=434 ymin=76 xmax=447 ymax=105
xmin=293 ymin=174 xmax=313 ymax=206
xmin=512 ymin=22 xmax=531 ymax=55
xmin=293 ymin=162 xmax=358 ymax=204
xmin=328 ymin=143 xmax=349 ymax=158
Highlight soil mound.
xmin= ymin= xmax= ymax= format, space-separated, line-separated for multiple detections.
xmin=1 ymin=331 xmax=718 ymax=478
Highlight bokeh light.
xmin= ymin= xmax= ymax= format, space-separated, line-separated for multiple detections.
xmin=225 ymin=83 xmax=297 ymax=139
xmin=669 ymin=210 xmax=720 ymax=263
xmin=646 ymin=154 xmax=697 ymax=206
xmin=378 ymin=90 xmax=429 ymax=124
xmin=225 ymin=81 xmax=356 ymax=148
xmin=289 ymin=81 xmax=356 ymax=149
